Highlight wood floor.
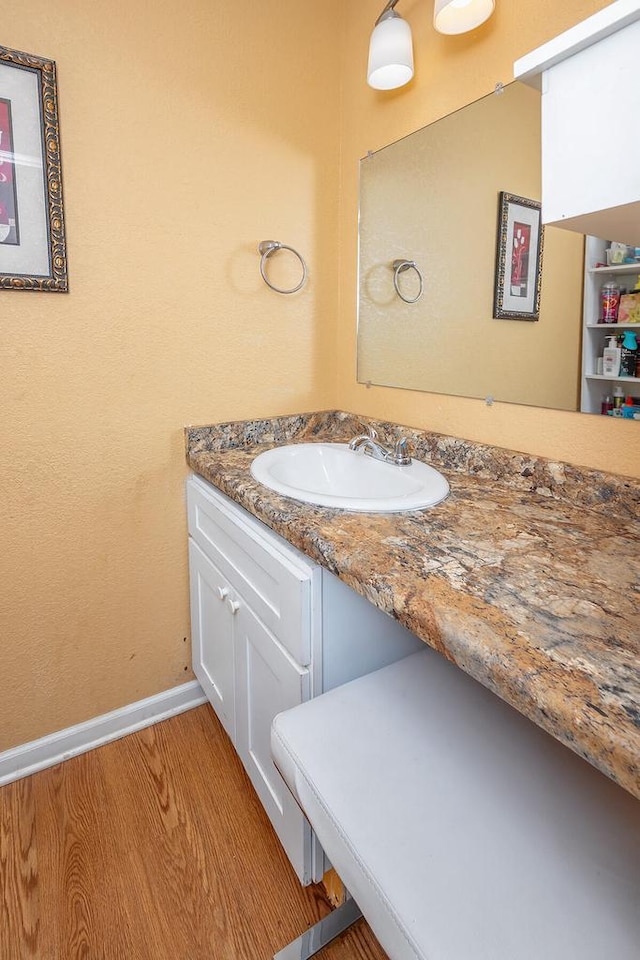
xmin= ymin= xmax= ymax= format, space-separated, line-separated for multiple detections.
xmin=0 ymin=704 xmax=387 ymax=960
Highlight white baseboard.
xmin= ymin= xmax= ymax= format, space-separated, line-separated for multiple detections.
xmin=0 ymin=680 xmax=208 ymax=788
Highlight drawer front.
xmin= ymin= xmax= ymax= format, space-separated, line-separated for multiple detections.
xmin=187 ymin=476 xmax=314 ymax=665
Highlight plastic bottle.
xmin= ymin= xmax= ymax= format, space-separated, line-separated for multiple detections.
xmin=601 ymin=281 xmax=621 ymax=323
xmin=603 ymin=336 xmax=622 ymax=376
xmin=601 ymin=393 xmax=613 ymax=415
xmin=620 ymin=330 xmax=638 ymax=377
xmin=613 ymin=384 xmax=625 ymax=409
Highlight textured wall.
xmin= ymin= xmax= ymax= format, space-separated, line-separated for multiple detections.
xmin=2 ymin=0 xmax=635 ymax=755
xmin=0 ymin=0 xmax=340 ymax=750
xmin=336 ymin=0 xmax=640 ymax=478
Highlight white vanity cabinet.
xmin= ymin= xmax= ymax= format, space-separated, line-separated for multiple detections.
xmin=515 ymin=1 xmax=640 ymax=245
xmin=187 ymin=474 xmax=423 ymax=884
xmin=188 ymin=475 xmax=318 ymax=883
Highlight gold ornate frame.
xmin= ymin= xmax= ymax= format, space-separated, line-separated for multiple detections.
xmin=493 ymin=191 xmax=543 ymax=321
xmin=0 ymin=45 xmax=68 ymax=292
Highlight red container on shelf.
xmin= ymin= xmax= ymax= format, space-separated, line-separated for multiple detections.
xmin=601 ymin=394 xmax=614 ymax=415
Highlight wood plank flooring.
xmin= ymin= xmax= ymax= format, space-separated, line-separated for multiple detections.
xmin=0 ymin=704 xmax=387 ymax=960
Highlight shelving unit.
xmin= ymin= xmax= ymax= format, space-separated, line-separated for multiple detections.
xmin=581 ymin=236 xmax=640 ymax=415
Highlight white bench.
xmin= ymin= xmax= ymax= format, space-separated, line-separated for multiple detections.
xmin=271 ymin=647 xmax=640 ymax=960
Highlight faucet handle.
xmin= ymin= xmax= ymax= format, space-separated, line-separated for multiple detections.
xmin=393 ymin=437 xmax=412 ymax=465
xmin=357 ymin=419 xmax=378 ymax=440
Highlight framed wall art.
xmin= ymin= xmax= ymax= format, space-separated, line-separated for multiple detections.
xmin=493 ymin=191 xmax=543 ymax=321
xmin=0 ymin=45 xmax=68 ymax=291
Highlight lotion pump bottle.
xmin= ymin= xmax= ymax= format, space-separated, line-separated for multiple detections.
xmin=602 ymin=336 xmax=622 ymax=377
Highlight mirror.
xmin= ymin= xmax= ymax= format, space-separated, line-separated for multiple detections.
xmin=357 ymin=82 xmax=587 ymax=412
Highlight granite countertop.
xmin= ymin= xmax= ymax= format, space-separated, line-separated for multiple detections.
xmin=185 ymin=411 xmax=640 ymax=800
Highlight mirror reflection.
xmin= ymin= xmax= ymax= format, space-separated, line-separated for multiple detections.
xmin=357 ymin=81 xmax=586 ymax=412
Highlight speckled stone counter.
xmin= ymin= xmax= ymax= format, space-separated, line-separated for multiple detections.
xmin=185 ymin=411 xmax=640 ymax=800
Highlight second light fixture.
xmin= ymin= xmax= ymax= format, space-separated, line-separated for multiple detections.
xmin=367 ymin=0 xmax=495 ymax=90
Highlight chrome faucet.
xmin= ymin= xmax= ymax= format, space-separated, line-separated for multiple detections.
xmin=348 ymin=423 xmax=412 ymax=466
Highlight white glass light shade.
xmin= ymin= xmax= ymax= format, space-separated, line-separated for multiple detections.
xmin=433 ymin=0 xmax=495 ymax=35
xmin=367 ymin=14 xmax=414 ymax=90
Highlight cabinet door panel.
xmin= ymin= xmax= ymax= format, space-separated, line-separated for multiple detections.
xmin=188 ymin=539 xmax=235 ymax=741
xmin=234 ymin=602 xmax=312 ymax=884
xmin=540 ymin=20 xmax=640 ymax=243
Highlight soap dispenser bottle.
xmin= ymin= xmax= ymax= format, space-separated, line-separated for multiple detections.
xmin=602 ymin=336 xmax=622 ymax=377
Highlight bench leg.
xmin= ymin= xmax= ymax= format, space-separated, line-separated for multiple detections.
xmin=274 ymin=897 xmax=363 ymax=960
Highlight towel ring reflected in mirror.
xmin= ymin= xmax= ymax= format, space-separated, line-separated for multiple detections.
xmin=258 ymin=241 xmax=307 ymax=294
xmin=393 ymin=258 xmax=424 ymax=303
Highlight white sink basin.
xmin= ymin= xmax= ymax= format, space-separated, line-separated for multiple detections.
xmin=250 ymin=442 xmax=449 ymax=512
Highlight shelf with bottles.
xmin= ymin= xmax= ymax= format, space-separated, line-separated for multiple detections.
xmin=580 ymin=378 xmax=640 ymax=416
xmin=584 ymin=241 xmax=640 ymax=327
xmin=581 ymin=237 xmax=640 ymax=414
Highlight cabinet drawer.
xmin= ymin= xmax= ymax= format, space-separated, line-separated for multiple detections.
xmin=187 ymin=475 xmax=315 ymax=665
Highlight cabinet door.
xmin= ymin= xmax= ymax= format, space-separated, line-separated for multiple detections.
xmin=188 ymin=539 xmax=236 ymax=741
xmin=234 ymin=601 xmax=313 ymax=884
xmin=539 ymin=20 xmax=640 ymax=243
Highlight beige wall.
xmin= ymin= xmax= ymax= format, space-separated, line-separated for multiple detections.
xmin=0 ymin=0 xmax=340 ymax=750
xmin=2 ymin=0 xmax=636 ymax=754
xmin=336 ymin=0 xmax=640 ymax=477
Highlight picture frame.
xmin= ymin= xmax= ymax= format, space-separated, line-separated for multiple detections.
xmin=493 ymin=191 xmax=543 ymax=321
xmin=0 ymin=45 xmax=68 ymax=292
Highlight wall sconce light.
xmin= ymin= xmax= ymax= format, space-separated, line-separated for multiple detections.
xmin=367 ymin=1 xmax=414 ymax=90
xmin=433 ymin=0 xmax=495 ymax=35
xmin=368 ymin=0 xmax=496 ymax=90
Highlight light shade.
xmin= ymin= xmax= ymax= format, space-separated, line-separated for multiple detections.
xmin=434 ymin=0 xmax=495 ymax=35
xmin=367 ymin=12 xmax=414 ymax=90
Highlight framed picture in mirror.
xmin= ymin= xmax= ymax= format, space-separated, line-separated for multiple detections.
xmin=0 ymin=45 xmax=68 ymax=291
xmin=493 ymin=192 xmax=542 ymax=320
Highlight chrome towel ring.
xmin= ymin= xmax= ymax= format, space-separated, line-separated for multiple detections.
xmin=258 ymin=240 xmax=307 ymax=294
xmin=393 ymin=259 xmax=424 ymax=303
